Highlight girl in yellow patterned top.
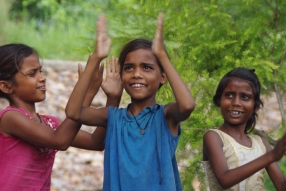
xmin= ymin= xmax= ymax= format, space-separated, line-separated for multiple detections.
xmin=203 ymin=67 xmax=286 ymax=191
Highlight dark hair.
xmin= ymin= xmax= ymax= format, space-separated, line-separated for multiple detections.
xmin=213 ymin=67 xmax=263 ymax=134
xmin=118 ymin=38 xmax=165 ymax=88
xmin=0 ymin=43 xmax=38 ymax=100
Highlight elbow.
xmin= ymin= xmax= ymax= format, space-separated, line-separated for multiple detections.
xmin=96 ymin=147 xmax=105 ymax=151
xmin=187 ymin=101 xmax=196 ymax=114
xmin=181 ymin=101 xmax=196 ymax=118
xmin=65 ymin=108 xmax=80 ymax=121
xmin=217 ymin=178 xmax=233 ymax=189
xmin=52 ymin=138 xmax=71 ymax=151
xmin=93 ymin=144 xmax=105 ymax=151
xmin=55 ymin=142 xmax=70 ymax=151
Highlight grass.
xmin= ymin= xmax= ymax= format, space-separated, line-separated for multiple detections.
xmin=0 ymin=0 xmax=95 ymax=61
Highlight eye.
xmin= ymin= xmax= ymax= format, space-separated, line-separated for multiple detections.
xmin=123 ymin=65 xmax=133 ymax=71
xmin=28 ymin=71 xmax=36 ymax=76
xmin=225 ymin=92 xmax=233 ymax=98
xmin=143 ymin=65 xmax=152 ymax=70
xmin=242 ymin=94 xmax=250 ymax=100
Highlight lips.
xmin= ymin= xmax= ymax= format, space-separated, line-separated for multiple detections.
xmin=37 ymin=85 xmax=46 ymax=90
xmin=131 ymin=83 xmax=146 ymax=88
xmin=228 ymin=110 xmax=244 ymax=118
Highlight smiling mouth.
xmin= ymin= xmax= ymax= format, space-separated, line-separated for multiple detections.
xmin=131 ymin=84 xmax=145 ymax=88
xmin=229 ymin=111 xmax=244 ymax=115
xmin=37 ymin=86 xmax=46 ymax=90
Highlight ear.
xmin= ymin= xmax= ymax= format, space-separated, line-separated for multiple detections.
xmin=0 ymin=81 xmax=13 ymax=94
xmin=160 ymin=72 xmax=167 ymax=85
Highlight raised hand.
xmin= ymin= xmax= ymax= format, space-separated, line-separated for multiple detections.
xmin=87 ymin=14 xmax=111 ymax=68
xmin=272 ymin=133 xmax=286 ymax=161
xmin=101 ymin=56 xmax=123 ymax=99
xmin=152 ymin=13 xmax=166 ymax=58
xmin=77 ymin=63 xmax=104 ymax=106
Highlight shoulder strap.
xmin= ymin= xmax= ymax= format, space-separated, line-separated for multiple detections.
xmin=250 ymin=134 xmax=267 ymax=153
xmin=0 ymin=106 xmax=34 ymax=119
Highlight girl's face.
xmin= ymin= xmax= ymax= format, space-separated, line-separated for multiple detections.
xmin=11 ymin=53 xmax=46 ymax=103
xmin=121 ymin=48 xmax=166 ymax=103
xmin=220 ymin=77 xmax=255 ymax=128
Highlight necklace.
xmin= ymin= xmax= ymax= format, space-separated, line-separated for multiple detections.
xmin=129 ymin=105 xmax=153 ymax=135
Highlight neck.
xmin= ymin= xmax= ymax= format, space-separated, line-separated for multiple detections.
xmin=219 ymin=123 xmax=247 ymax=138
xmin=128 ymin=102 xmax=157 ymax=116
xmin=10 ymin=101 xmax=38 ymax=118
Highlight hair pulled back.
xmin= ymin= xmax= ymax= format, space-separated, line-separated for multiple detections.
xmin=118 ymin=38 xmax=165 ymax=89
xmin=213 ymin=67 xmax=263 ymax=134
xmin=118 ymin=38 xmax=164 ymax=75
xmin=0 ymin=43 xmax=37 ymax=99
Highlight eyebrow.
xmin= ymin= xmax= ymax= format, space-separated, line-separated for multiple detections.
xmin=24 ymin=65 xmax=42 ymax=72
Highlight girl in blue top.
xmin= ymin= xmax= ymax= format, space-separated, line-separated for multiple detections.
xmin=66 ymin=13 xmax=195 ymax=191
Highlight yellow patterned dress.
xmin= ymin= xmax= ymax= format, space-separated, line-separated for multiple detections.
xmin=202 ymin=129 xmax=267 ymax=191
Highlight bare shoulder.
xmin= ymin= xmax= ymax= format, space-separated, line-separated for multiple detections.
xmin=204 ymin=129 xmax=222 ymax=142
xmin=0 ymin=110 xmax=30 ymax=135
xmin=203 ymin=130 xmax=224 ymax=160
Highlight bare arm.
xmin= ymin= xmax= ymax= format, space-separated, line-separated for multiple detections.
xmin=65 ymin=14 xmax=111 ymax=127
xmin=152 ymin=13 xmax=195 ymax=135
xmin=78 ymin=63 xmax=104 ymax=107
xmin=263 ymin=137 xmax=286 ymax=191
xmin=0 ymin=111 xmax=82 ymax=151
xmin=71 ymin=57 xmax=122 ymax=150
xmin=0 ymin=60 xmax=105 ymax=151
xmin=203 ymin=131 xmax=286 ymax=189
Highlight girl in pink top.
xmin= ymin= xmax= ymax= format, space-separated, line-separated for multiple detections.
xmin=0 ymin=40 xmax=122 ymax=189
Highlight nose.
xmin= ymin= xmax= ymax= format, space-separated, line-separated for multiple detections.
xmin=231 ymin=95 xmax=241 ymax=106
xmin=132 ymin=67 xmax=142 ymax=78
xmin=39 ymin=72 xmax=46 ymax=82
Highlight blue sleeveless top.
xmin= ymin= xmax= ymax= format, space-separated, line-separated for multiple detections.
xmin=103 ymin=104 xmax=182 ymax=191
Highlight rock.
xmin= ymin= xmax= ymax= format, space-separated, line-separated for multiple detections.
xmin=0 ymin=59 xmax=281 ymax=191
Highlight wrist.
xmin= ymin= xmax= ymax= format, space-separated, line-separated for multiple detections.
xmin=268 ymin=150 xmax=278 ymax=162
xmin=106 ymin=96 xmax=121 ymax=107
xmin=155 ymin=50 xmax=168 ymax=60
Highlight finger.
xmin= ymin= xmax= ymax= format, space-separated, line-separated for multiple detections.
xmin=156 ymin=13 xmax=164 ymax=39
xmin=106 ymin=58 xmax=111 ymax=73
xmin=99 ymin=62 xmax=104 ymax=75
xmin=78 ymin=63 xmax=83 ymax=78
xmin=99 ymin=15 xmax=108 ymax=38
xmin=96 ymin=14 xmax=106 ymax=35
xmin=115 ymin=58 xmax=119 ymax=73
xmin=111 ymin=56 xmax=116 ymax=73
xmin=95 ymin=14 xmax=107 ymax=49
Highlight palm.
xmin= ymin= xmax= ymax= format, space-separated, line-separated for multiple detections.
xmin=101 ymin=57 xmax=123 ymax=98
xmin=77 ymin=63 xmax=104 ymax=96
xmin=152 ymin=13 xmax=165 ymax=57
xmin=93 ymin=14 xmax=111 ymax=59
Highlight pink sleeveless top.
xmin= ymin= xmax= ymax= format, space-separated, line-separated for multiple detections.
xmin=0 ymin=106 xmax=59 ymax=191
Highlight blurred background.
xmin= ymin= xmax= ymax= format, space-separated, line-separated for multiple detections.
xmin=1 ymin=0 xmax=286 ymax=190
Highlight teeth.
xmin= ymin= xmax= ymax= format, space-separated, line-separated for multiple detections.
xmin=38 ymin=86 xmax=45 ymax=89
xmin=132 ymin=84 xmax=144 ymax=88
xmin=230 ymin=111 xmax=242 ymax=115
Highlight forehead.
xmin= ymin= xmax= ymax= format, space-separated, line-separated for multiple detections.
xmin=20 ymin=53 xmax=40 ymax=70
xmin=124 ymin=49 xmax=157 ymax=64
xmin=224 ymin=77 xmax=253 ymax=93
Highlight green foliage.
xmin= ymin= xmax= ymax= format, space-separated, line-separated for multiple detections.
xmin=9 ymin=0 xmax=101 ymax=24
xmin=2 ymin=0 xmax=286 ymax=190
xmin=0 ymin=0 xmax=104 ymax=60
xmin=93 ymin=0 xmax=286 ymax=190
